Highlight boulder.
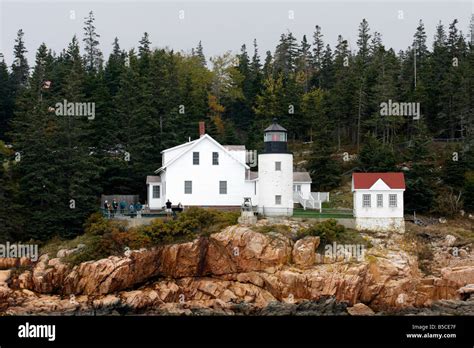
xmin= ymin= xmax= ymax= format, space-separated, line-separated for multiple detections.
xmin=292 ymin=236 xmax=320 ymax=267
xmin=347 ymin=303 xmax=375 ymax=315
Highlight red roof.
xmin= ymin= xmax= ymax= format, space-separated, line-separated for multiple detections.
xmin=352 ymin=172 xmax=405 ymax=190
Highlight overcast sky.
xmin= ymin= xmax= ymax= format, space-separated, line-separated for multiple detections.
xmin=0 ymin=0 xmax=473 ymax=67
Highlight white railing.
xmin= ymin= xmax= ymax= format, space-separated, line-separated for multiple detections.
xmin=310 ymin=192 xmax=330 ymax=203
xmin=294 ymin=191 xmax=329 ymax=212
xmin=293 ymin=192 xmax=308 ymax=210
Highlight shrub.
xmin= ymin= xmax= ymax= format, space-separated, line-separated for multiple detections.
xmin=298 ymin=219 xmax=346 ymax=244
xmin=139 ymin=207 xmax=239 ymax=245
xmin=254 ymin=224 xmax=291 ymax=235
xmin=62 ymin=208 xmax=239 ymax=263
xmin=83 ymin=212 xmax=128 ymax=236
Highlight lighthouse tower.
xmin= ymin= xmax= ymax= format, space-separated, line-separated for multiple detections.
xmin=258 ymin=119 xmax=293 ymax=216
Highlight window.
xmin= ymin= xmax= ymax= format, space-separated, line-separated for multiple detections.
xmin=212 ymin=152 xmax=219 ymax=165
xmin=184 ymin=181 xmax=192 ymax=194
xmin=362 ymin=194 xmax=371 ymax=208
xmin=275 ymin=195 xmax=282 ymax=205
xmin=219 ymin=181 xmax=227 ymax=194
xmin=293 ymin=185 xmax=301 ymax=192
xmin=152 ymin=185 xmax=160 ymax=199
xmin=264 ymin=132 xmax=287 ymax=142
xmin=193 ymin=152 xmax=199 ymax=165
xmin=389 ymin=194 xmax=397 ymax=208
xmin=377 ymin=194 xmax=383 ymax=207
xmin=275 ymin=161 xmax=281 ymax=171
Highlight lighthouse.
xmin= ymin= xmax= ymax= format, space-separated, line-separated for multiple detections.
xmin=258 ymin=119 xmax=294 ymax=216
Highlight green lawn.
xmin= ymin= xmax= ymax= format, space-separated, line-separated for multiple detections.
xmin=293 ymin=208 xmax=353 ymax=219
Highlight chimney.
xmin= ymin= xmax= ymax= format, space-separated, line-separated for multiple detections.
xmin=199 ymin=121 xmax=205 ymax=137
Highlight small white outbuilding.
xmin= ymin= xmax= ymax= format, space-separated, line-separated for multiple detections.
xmin=352 ymin=172 xmax=406 ymax=232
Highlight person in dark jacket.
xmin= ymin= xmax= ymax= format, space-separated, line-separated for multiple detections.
xmin=119 ymin=200 xmax=126 ymax=214
xmin=112 ymin=199 xmax=118 ymax=217
xmin=165 ymin=199 xmax=172 ymax=217
xmin=103 ymin=200 xmax=110 ymax=218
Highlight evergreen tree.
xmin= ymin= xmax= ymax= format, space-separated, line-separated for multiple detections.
xmin=10 ymin=29 xmax=29 ymax=90
xmin=312 ymin=25 xmax=324 ymax=88
xmin=0 ymin=56 xmax=13 ymax=140
xmin=357 ymin=135 xmax=397 ymax=171
xmin=195 ymin=40 xmax=206 ymax=67
xmin=83 ymin=11 xmax=103 ymax=72
xmin=263 ymin=50 xmax=273 ymax=77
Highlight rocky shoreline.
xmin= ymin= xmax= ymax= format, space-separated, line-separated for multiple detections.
xmin=1 ymin=222 xmax=473 ymax=316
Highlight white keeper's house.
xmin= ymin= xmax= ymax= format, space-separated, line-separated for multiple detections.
xmin=352 ymin=172 xmax=405 ymax=232
xmin=146 ymin=121 xmax=313 ymax=216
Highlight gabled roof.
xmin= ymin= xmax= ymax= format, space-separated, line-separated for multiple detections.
xmin=223 ymin=145 xmax=246 ymax=151
xmin=146 ymin=175 xmax=161 ymax=184
xmin=293 ymin=171 xmax=312 ymax=182
xmin=161 ymin=139 xmax=197 ymax=154
xmin=352 ymin=172 xmax=405 ymax=190
xmin=154 ymin=134 xmax=249 ymax=173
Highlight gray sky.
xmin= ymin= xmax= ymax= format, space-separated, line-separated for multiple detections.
xmin=0 ymin=0 xmax=473 ymax=67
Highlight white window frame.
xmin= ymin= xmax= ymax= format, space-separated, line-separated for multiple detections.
xmin=377 ymin=194 xmax=383 ymax=208
xmin=152 ymin=185 xmax=160 ymax=199
xmin=212 ymin=152 xmax=219 ymax=165
xmin=362 ymin=194 xmax=371 ymax=208
xmin=275 ymin=161 xmax=281 ymax=171
xmin=389 ymin=194 xmax=397 ymax=208
xmin=193 ymin=152 xmax=199 ymax=165
xmin=275 ymin=195 xmax=282 ymax=205
xmin=184 ymin=180 xmax=192 ymax=194
xmin=219 ymin=181 xmax=227 ymax=194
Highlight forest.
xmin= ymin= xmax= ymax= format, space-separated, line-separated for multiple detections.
xmin=0 ymin=12 xmax=473 ymax=242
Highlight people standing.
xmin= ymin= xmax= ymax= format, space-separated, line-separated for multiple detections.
xmin=112 ymin=199 xmax=118 ymax=217
xmin=129 ymin=203 xmax=135 ymax=217
xmin=119 ymin=200 xmax=126 ymax=214
xmin=135 ymin=201 xmax=142 ymax=218
xmin=165 ymin=199 xmax=172 ymax=217
xmin=104 ymin=200 xmax=111 ymax=218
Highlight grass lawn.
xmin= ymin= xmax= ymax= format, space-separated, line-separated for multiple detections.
xmin=293 ymin=208 xmax=353 ymax=219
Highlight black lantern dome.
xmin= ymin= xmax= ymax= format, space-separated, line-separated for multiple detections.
xmin=263 ymin=119 xmax=289 ymax=153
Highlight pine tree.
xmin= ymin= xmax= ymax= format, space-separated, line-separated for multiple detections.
xmin=274 ymin=31 xmax=299 ymax=75
xmin=83 ymin=11 xmax=103 ymax=72
xmin=296 ymin=35 xmax=312 ymax=91
xmin=312 ymin=25 xmax=324 ymax=88
xmin=263 ymin=50 xmax=273 ymax=77
xmin=357 ymin=135 xmax=397 ymax=172
xmin=0 ymin=57 xmax=13 ymax=140
xmin=195 ymin=40 xmax=206 ymax=67
xmin=249 ymin=39 xmax=263 ymax=98
xmin=403 ymin=128 xmax=437 ymax=213
xmin=10 ymin=29 xmax=29 ymax=91
xmin=0 ymin=141 xmax=24 ymax=241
